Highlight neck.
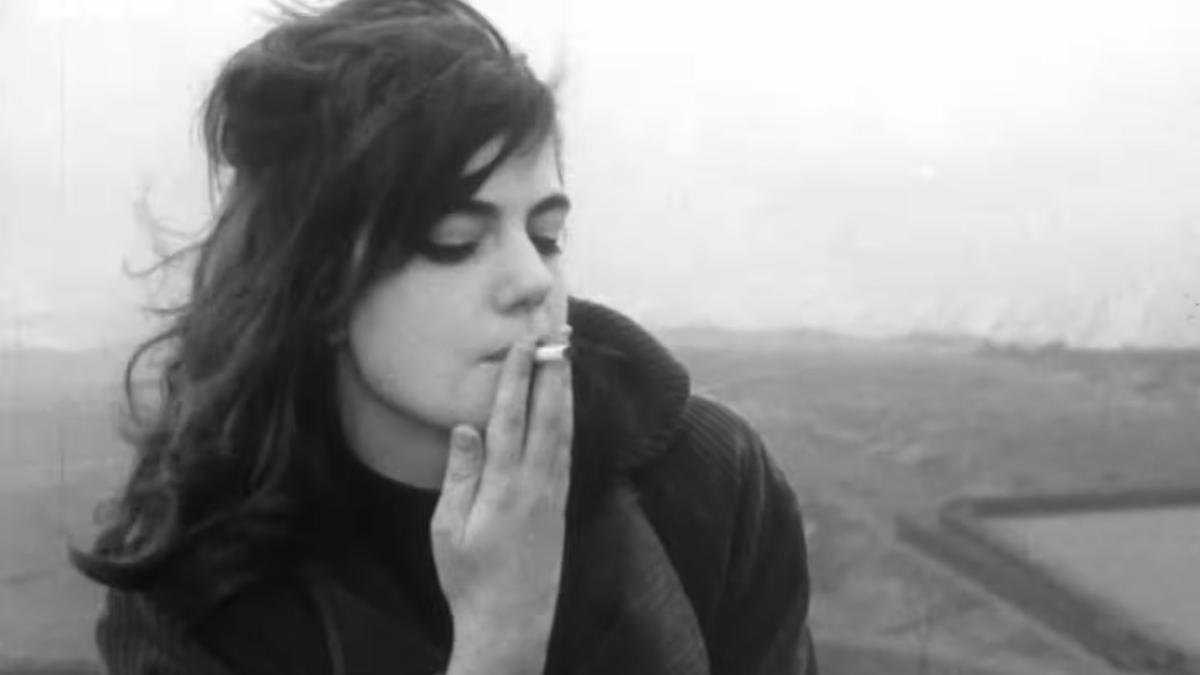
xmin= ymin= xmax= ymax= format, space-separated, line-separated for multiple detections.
xmin=333 ymin=350 xmax=449 ymax=491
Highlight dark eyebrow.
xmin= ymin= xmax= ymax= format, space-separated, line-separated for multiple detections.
xmin=450 ymin=192 xmax=572 ymax=224
xmin=450 ymin=199 xmax=501 ymax=221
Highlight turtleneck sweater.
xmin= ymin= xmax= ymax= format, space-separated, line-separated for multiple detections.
xmin=335 ymin=439 xmax=451 ymax=652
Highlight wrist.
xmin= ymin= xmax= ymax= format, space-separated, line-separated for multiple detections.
xmin=447 ymin=620 xmax=552 ymax=675
xmin=446 ymin=646 xmax=546 ymax=675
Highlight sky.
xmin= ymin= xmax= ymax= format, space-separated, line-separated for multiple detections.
xmin=2 ymin=0 xmax=1200 ymax=349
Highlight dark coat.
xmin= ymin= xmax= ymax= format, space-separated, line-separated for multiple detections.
xmin=91 ymin=298 xmax=818 ymax=675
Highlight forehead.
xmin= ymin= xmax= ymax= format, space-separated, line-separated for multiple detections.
xmin=464 ymin=136 xmax=562 ymax=203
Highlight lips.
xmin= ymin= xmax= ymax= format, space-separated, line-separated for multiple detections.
xmin=482 ymin=329 xmax=570 ymax=362
xmin=482 ymin=347 xmax=510 ymax=362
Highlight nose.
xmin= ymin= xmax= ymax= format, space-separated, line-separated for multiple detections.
xmin=494 ymin=230 xmax=555 ymax=314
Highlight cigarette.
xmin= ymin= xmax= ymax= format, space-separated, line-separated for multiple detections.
xmin=533 ymin=343 xmax=569 ymax=363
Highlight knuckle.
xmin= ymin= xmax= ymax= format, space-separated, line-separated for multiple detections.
xmin=481 ymin=480 xmax=519 ymax=513
xmin=429 ymin=514 xmax=455 ymax=539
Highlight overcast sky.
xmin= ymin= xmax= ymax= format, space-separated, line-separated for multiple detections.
xmin=3 ymin=0 xmax=1200 ymax=349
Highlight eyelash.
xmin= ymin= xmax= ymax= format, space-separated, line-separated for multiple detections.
xmin=421 ymin=235 xmax=563 ymax=264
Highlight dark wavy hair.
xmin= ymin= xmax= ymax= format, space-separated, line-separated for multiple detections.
xmin=70 ymin=0 xmax=592 ymax=616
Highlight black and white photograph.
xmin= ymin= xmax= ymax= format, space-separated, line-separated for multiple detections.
xmin=2 ymin=1 xmax=1199 ymax=673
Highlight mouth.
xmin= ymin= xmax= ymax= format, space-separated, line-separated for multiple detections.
xmin=482 ymin=348 xmax=510 ymax=362
xmin=482 ymin=329 xmax=571 ymax=363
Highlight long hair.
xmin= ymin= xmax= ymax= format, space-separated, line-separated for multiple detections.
xmin=71 ymin=0 xmax=568 ymax=614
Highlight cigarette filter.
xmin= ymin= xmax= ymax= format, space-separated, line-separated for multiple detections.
xmin=533 ymin=343 xmax=569 ymax=363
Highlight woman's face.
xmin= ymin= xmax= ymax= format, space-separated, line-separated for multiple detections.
xmin=340 ymin=136 xmax=570 ymax=431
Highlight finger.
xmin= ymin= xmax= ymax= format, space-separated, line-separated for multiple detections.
xmin=524 ymin=348 xmax=573 ymax=482
xmin=554 ymin=358 xmax=574 ymax=493
xmin=483 ymin=334 xmax=537 ymax=475
xmin=547 ymin=359 xmax=573 ymax=510
xmin=431 ymin=425 xmax=483 ymax=541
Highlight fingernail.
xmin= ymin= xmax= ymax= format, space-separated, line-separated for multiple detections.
xmin=451 ymin=426 xmax=472 ymax=451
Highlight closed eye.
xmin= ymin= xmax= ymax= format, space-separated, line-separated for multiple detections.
xmin=420 ymin=242 xmax=478 ymax=263
xmin=419 ymin=233 xmax=564 ymax=265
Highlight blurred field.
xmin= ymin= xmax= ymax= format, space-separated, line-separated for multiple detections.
xmin=2 ymin=332 xmax=1199 ymax=672
xmin=666 ymin=329 xmax=1200 ymax=674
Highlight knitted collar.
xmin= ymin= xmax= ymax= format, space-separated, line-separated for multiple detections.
xmin=565 ymin=296 xmax=692 ymax=472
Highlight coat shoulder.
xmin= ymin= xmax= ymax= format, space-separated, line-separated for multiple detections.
xmin=628 ymin=393 xmax=773 ymax=631
xmin=637 ymin=393 xmax=768 ymax=497
xmin=629 ymin=394 xmax=817 ymax=674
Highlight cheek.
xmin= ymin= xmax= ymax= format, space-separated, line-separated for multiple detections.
xmin=345 ymin=285 xmax=437 ymax=409
xmin=346 ymin=307 xmax=499 ymax=427
xmin=350 ymin=333 xmax=423 ymax=408
xmin=349 ymin=311 xmax=415 ymax=383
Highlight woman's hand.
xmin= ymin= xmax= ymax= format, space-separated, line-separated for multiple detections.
xmin=431 ymin=330 xmax=573 ymax=675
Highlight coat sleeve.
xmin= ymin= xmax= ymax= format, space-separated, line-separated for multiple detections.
xmin=708 ymin=424 xmax=819 ymax=675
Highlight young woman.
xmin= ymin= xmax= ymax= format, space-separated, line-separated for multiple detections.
xmin=72 ymin=1 xmax=818 ymax=673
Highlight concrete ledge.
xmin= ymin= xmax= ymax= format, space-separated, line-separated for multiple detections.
xmin=897 ymin=486 xmax=1200 ymax=675
xmin=815 ymin=639 xmax=1043 ymax=675
xmin=0 ymin=661 xmax=99 ymax=675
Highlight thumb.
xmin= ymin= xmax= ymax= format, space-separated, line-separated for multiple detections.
xmin=433 ymin=425 xmax=483 ymax=529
